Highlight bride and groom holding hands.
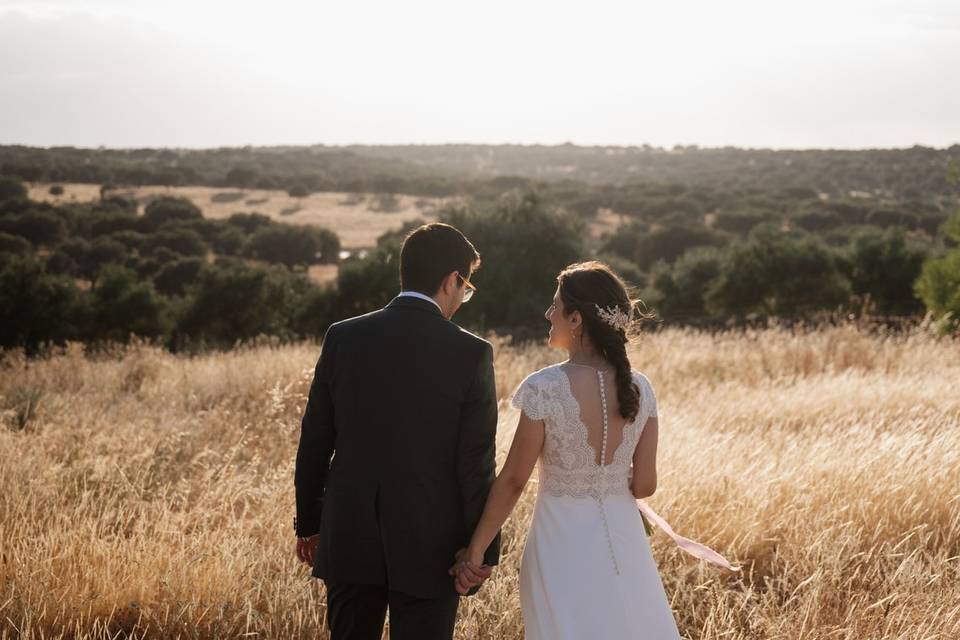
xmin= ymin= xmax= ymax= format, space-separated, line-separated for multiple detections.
xmin=294 ymin=222 xmax=735 ymax=639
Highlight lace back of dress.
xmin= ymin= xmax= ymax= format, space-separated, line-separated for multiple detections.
xmin=561 ymin=364 xmax=629 ymax=466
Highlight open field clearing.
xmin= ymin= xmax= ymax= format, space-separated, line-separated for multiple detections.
xmin=27 ymin=183 xmax=629 ymax=248
xmin=27 ymin=183 xmax=441 ymax=250
xmin=2 ymin=323 xmax=959 ymax=639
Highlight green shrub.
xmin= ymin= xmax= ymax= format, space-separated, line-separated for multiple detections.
xmin=140 ymin=197 xmax=203 ymax=231
xmin=916 ymin=212 xmax=960 ymax=329
xmin=0 ymin=175 xmax=27 ymax=201
xmin=91 ymin=265 xmax=172 ymax=342
xmin=843 ymin=228 xmax=927 ymax=315
xmin=0 ymin=255 xmax=85 ymax=350
xmin=707 ymin=230 xmax=851 ymax=317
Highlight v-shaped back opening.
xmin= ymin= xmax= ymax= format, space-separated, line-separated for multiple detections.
xmin=558 ymin=363 xmax=633 ymax=467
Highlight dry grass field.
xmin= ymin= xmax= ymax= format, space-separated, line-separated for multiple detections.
xmin=27 ymin=183 xmax=441 ymax=251
xmin=27 ymin=183 xmax=628 ymax=250
xmin=2 ymin=322 xmax=959 ymax=639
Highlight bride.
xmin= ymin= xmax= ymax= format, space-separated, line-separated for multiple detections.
xmin=451 ymin=261 xmax=737 ymax=639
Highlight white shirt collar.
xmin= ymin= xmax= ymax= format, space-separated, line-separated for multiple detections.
xmin=397 ymin=290 xmax=442 ymax=312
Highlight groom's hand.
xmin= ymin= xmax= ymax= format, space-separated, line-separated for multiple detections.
xmin=449 ymin=548 xmax=493 ymax=595
xmin=296 ymin=534 xmax=320 ymax=566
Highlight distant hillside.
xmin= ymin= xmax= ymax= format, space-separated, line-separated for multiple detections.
xmin=346 ymin=143 xmax=960 ymax=199
xmin=2 ymin=143 xmax=959 ymax=202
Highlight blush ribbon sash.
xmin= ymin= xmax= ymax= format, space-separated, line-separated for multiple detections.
xmin=637 ymin=499 xmax=741 ymax=571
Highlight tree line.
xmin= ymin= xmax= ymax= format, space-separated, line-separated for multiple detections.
xmin=2 ymin=169 xmax=959 ymax=354
xmin=325 ymin=192 xmax=960 ymax=335
xmin=0 ymin=175 xmax=340 ymax=351
xmin=3 ymin=143 xmax=959 ymax=203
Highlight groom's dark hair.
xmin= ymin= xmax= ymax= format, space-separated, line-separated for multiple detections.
xmin=400 ymin=223 xmax=481 ymax=296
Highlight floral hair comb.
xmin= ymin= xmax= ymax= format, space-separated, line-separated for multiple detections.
xmin=594 ymin=303 xmax=631 ymax=331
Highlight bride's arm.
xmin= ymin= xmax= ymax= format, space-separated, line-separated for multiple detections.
xmin=631 ymin=415 xmax=659 ymax=499
xmin=462 ymin=411 xmax=545 ymax=567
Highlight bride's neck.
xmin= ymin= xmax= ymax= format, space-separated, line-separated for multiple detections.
xmin=566 ymin=340 xmax=605 ymax=368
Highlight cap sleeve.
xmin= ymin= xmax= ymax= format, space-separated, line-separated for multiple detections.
xmin=634 ymin=371 xmax=658 ymax=421
xmin=510 ymin=371 xmax=547 ymax=421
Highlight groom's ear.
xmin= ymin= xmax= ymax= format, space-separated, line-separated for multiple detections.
xmin=441 ymin=270 xmax=459 ymax=296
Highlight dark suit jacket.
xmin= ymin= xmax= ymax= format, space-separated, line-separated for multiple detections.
xmin=294 ymin=295 xmax=501 ymax=599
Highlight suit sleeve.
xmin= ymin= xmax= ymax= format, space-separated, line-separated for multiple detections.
xmin=457 ymin=342 xmax=501 ymax=568
xmin=294 ymin=324 xmax=338 ymax=537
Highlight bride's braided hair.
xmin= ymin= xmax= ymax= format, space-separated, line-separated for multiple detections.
xmin=557 ymin=261 xmax=653 ymax=423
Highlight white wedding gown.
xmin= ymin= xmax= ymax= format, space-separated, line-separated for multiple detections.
xmin=511 ymin=363 xmax=682 ymax=640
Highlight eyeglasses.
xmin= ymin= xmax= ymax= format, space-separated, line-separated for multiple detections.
xmin=457 ymin=273 xmax=477 ymax=302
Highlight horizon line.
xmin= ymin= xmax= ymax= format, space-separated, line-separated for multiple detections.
xmin=2 ymin=141 xmax=960 ymax=153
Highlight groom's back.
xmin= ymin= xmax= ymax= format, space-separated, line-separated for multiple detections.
xmin=329 ymin=298 xmax=486 ymax=477
xmin=309 ymin=295 xmax=498 ymax=598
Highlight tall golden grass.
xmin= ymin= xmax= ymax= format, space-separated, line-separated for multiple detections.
xmin=2 ymin=322 xmax=959 ymax=639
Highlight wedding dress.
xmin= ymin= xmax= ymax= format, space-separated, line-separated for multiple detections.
xmin=512 ymin=362 xmax=733 ymax=639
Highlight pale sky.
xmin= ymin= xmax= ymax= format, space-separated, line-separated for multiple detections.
xmin=1 ymin=0 xmax=958 ymax=149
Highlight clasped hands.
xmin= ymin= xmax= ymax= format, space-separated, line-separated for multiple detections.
xmin=299 ymin=536 xmax=491 ymax=595
xmin=448 ymin=548 xmax=493 ymax=595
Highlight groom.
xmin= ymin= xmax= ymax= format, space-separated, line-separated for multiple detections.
xmin=294 ymin=222 xmax=501 ymax=640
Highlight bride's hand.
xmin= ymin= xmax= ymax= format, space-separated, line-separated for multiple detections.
xmin=449 ymin=548 xmax=492 ymax=594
